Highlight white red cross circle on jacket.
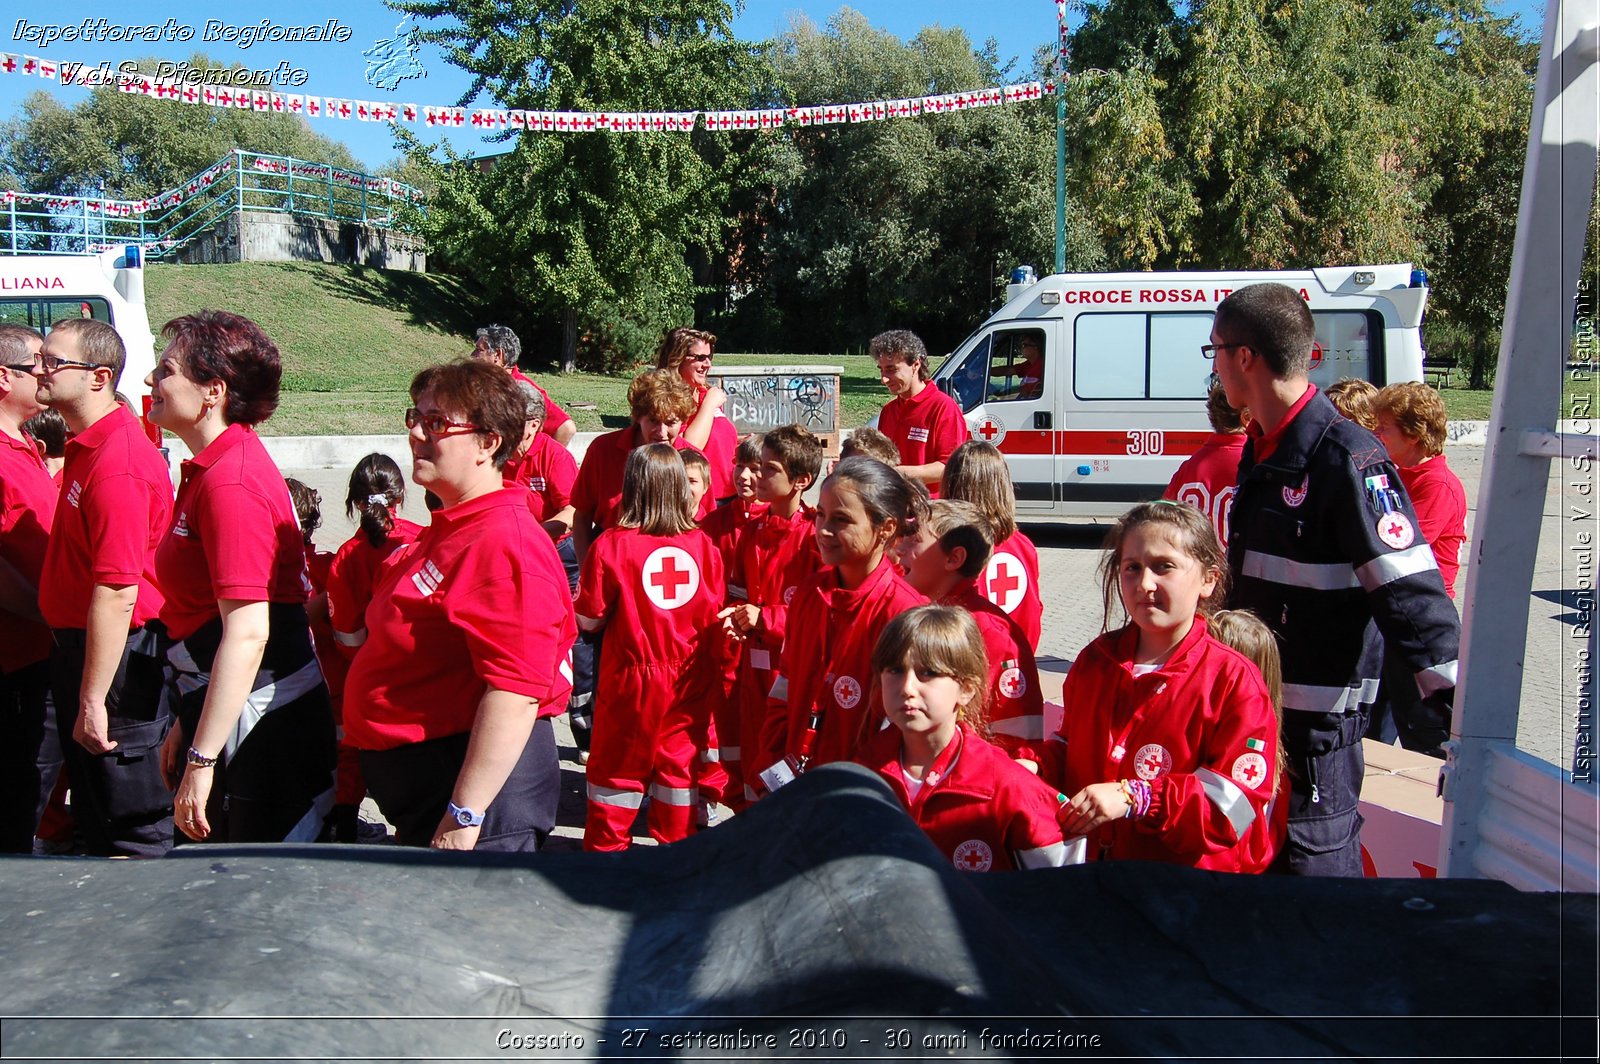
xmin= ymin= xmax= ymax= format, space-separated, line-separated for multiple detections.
xmin=999 ymin=667 xmax=1027 ymax=700
xmin=642 ymin=546 xmax=700 ymax=610
xmin=970 ymin=416 xmax=1006 ymax=446
xmin=1232 ymin=752 xmax=1268 ymax=790
xmin=832 ymin=674 xmax=863 ymax=708
xmin=952 ymin=839 xmax=993 ymax=871
xmin=984 ymin=552 xmax=1028 ymax=613
xmin=1132 ymin=743 xmax=1172 ymax=781
xmin=1377 ymin=512 xmax=1416 ymax=550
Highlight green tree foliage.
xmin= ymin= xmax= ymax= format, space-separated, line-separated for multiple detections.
xmin=740 ymin=10 xmax=1093 ymax=355
xmin=389 ymin=0 xmax=769 ymax=371
xmin=0 ymin=54 xmax=362 ymax=199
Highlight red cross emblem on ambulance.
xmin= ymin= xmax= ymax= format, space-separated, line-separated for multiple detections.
xmin=970 ymin=416 xmax=1006 ymax=447
xmin=642 ymin=546 xmax=699 ymax=610
xmin=1133 ymin=743 xmax=1172 ymax=781
xmin=984 ymin=552 xmax=1028 ymax=614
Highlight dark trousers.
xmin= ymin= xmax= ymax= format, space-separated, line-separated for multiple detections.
xmin=1273 ymin=711 xmax=1367 ymax=877
xmin=48 ymin=624 xmax=174 ymax=858
xmin=0 ymin=660 xmax=54 ymax=853
xmin=360 ymin=716 xmax=558 ymax=852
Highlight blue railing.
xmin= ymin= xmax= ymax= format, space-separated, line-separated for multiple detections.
xmin=0 ymin=150 xmax=425 ymax=258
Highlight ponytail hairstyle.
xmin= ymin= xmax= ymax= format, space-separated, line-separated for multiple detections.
xmin=617 ymin=443 xmax=696 ymax=536
xmin=872 ymin=605 xmax=992 ymax=735
xmin=345 ymin=453 xmax=407 ymax=548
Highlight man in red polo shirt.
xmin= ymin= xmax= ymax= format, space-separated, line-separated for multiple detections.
xmin=0 ymin=325 xmax=59 ymax=852
xmin=873 ymin=329 xmax=966 ymax=496
xmin=472 ymin=324 xmax=577 ymax=446
xmin=35 ymin=319 xmax=175 ymax=857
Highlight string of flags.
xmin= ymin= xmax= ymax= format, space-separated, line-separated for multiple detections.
xmin=0 ymin=50 xmax=1049 ymax=136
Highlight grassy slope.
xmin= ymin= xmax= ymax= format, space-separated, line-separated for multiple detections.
xmin=145 ymin=261 xmax=1546 ymax=434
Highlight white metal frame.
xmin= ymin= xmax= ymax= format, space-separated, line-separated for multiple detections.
xmin=1439 ymin=0 xmax=1600 ymax=890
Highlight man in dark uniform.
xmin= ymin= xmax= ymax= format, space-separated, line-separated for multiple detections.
xmin=1212 ymin=283 xmax=1459 ymax=876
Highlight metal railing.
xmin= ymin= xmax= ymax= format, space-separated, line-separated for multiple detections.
xmin=0 ymin=150 xmax=425 ymax=259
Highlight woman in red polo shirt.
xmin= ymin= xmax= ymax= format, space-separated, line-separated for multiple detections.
xmin=656 ymin=327 xmax=736 ymax=505
xmin=148 ymin=311 xmax=336 ymax=843
xmin=343 ymin=360 xmax=576 ymax=852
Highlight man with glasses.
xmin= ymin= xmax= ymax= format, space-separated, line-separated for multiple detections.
xmin=0 ymin=324 xmax=59 ymax=852
xmin=471 ymin=324 xmax=577 ymax=447
xmin=35 ymin=319 xmax=175 ymax=856
xmin=1211 ymin=283 xmax=1459 ymax=877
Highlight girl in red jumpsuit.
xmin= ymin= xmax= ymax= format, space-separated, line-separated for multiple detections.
xmin=576 ymin=443 xmax=726 ymax=850
xmin=1046 ymin=501 xmax=1280 ymax=871
xmin=941 ymin=441 xmax=1044 ymax=652
xmin=764 ymin=456 xmax=925 ymax=785
xmin=860 ymin=605 xmax=1068 ymax=871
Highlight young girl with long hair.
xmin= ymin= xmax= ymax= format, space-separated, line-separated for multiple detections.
xmin=940 ymin=441 xmax=1044 ymax=651
xmin=1045 ymin=501 xmax=1279 ymax=871
xmin=575 ymin=444 xmax=726 ymax=849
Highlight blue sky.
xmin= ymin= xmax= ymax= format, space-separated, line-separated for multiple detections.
xmin=0 ymin=0 xmax=1548 ymax=178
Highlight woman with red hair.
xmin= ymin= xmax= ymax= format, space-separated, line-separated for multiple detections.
xmin=148 ymin=310 xmax=336 ymax=843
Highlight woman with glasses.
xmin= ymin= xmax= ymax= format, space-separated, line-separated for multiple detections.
xmin=342 ymin=360 xmax=577 ymax=851
xmin=147 ymin=311 xmax=337 ymax=843
xmin=656 ymin=327 xmax=737 ymax=506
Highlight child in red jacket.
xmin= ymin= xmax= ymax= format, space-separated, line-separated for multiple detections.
xmin=576 ymin=444 xmax=726 ymax=849
xmin=1046 ymin=501 xmax=1279 ymax=871
xmin=894 ymin=498 xmax=1046 ymax=770
xmin=942 ymin=441 xmax=1044 ymax=651
xmin=861 ymin=605 xmax=1068 ymax=871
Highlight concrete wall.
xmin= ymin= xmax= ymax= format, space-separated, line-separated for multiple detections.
xmin=173 ymin=212 xmax=426 ymax=272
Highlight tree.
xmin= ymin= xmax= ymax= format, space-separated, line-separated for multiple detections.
xmin=389 ymin=0 xmax=769 ymax=372
xmin=0 ymin=54 xmax=362 ymax=199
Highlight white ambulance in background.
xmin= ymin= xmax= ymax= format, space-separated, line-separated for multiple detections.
xmin=933 ymin=263 xmax=1429 ymax=522
xmin=0 ymin=246 xmax=160 ymax=443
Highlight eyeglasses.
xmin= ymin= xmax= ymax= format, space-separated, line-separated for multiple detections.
xmin=405 ymin=407 xmax=481 ymax=437
xmin=38 ymin=353 xmax=100 ymax=373
xmin=1 ymin=362 xmax=37 ymax=374
xmin=686 ymin=352 xmax=713 ymax=363
xmin=1200 ymin=343 xmax=1247 ymax=360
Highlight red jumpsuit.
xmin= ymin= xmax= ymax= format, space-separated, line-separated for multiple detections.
xmin=975 ymin=529 xmax=1043 ymax=651
xmin=860 ymin=721 xmax=1068 ymax=871
xmin=693 ymin=496 xmax=768 ymax=808
xmin=877 ymin=383 xmax=966 ymax=498
xmin=945 ymin=581 xmax=1045 ymax=765
xmin=1163 ymin=431 xmax=1247 ymax=547
xmin=325 ymin=518 xmax=423 ymax=807
xmin=575 ymin=526 xmax=726 ymax=849
xmin=772 ymin=556 xmax=925 ymax=772
xmin=726 ymin=503 xmax=820 ymax=798
xmin=1043 ymin=618 xmax=1280 ymax=873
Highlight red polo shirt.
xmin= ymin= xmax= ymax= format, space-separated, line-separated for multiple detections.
xmin=1247 ymin=383 xmax=1318 ymax=464
xmin=0 ymin=428 xmax=57 ymax=670
xmin=572 ymin=426 xmax=696 ymax=532
xmin=507 ymin=432 xmax=577 ymax=528
xmin=509 ymin=367 xmax=572 ymax=440
xmin=155 ymin=423 xmax=309 ymax=642
xmin=40 ymin=405 xmax=171 ymax=631
xmin=343 ymin=489 xmax=577 ymax=750
xmin=878 ymin=382 xmax=966 ymax=496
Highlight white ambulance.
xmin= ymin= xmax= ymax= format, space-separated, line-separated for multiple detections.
xmin=0 ymin=246 xmax=159 ymax=440
xmin=932 ymin=263 xmax=1429 ymax=521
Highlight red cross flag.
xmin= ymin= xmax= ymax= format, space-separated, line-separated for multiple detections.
xmin=401 ymin=103 xmax=417 ymax=122
xmin=22 ymin=56 xmax=38 ymax=76
xmin=0 ymin=55 xmax=17 ymax=75
xmin=201 ymin=85 xmax=217 ymax=106
xmin=38 ymin=58 xmax=57 ymax=80
xmin=305 ymin=96 xmax=321 ymax=117
xmin=182 ymin=85 xmax=199 ymax=104
xmin=642 ymin=546 xmax=700 ymax=611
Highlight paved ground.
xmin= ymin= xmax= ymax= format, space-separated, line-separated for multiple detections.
xmin=283 ymin=438 xmax=1591 ymax=847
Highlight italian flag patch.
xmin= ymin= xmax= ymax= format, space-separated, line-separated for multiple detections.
xmin=1246 ymin=738 xmax=1267 ymax=752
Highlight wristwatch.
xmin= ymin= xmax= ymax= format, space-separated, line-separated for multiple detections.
xmin=446 ymin=802 xmax=484 ymax=827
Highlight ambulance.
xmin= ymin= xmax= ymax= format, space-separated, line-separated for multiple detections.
xmin=0 ymin=246 xmax=160 ymax=441
xmin=932 ymin=263 xmax=1429 ymax=521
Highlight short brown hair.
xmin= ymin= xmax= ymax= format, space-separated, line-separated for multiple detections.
xmin=51 ymin=318 xmax=126 ymax=387
xmin=1213 ymin=283 xmax=1315 ymax=379
xmin=628 ymin=368 xmax=698 ymax=424
xmin=678 ymin=446 xmax=711 ymax=479
xmin=923 ymin=499 xmax=995 ymax=579
xmin=1203 ymin=383 xmax=1247 ymax=434
xmin=840 ymin=426 xmax=900 ymax=466
xmin=735 ymin=433 xmax=765 ymax=465
xmin=940 ymin=441 xmax=1017 ymax=542
xmin=1325 ymin=377 xmax=1379 ymax=432
xmin=618 ymin=443 xmax=696 ymax=535
xmin=869 ymin=329 xmax=932 ymax=382
xmin=762 ymin=424 xmax=824 ymax=486
xmin=872 ymin=605 xmax=991 ymax=733
xmin=0 ymin=324 xmax=42 ymax=364
xmin=1375 ymin=380 xmax=1448 ymax=457
xmin=655 ymin=326 xmax=717 ymax=375
xmin=410 ymin=359 xmax=525 ymax=469
xmin=161 ymin=311 xmax=281 ymax=426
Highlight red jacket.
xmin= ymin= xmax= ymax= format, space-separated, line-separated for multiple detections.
xmin=976 ymin=530 xmax=1043 ymax=651
xmin=860 ymin=721 xmax=1068 ymax=871
xmin=1163 ymin=431 xmax=1247 ymax=546
xmin=773 ymin=556 xmax=925 ymax=769
xmin=1044 ymin=618 xmax=1280 ymax=872
xmin=945 ymin=581 xmax=1045 ymax=765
